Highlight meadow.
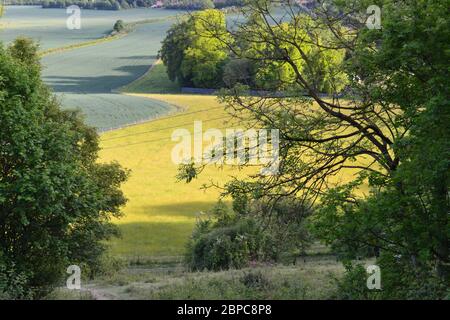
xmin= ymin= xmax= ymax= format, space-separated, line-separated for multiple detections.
xmin=99 ymin=93 xmax=253 ymax=258
xmin=50 ymin=257 xmax=345 ymax=300
xmin=99 ymin=63 xmax=367 ymax=260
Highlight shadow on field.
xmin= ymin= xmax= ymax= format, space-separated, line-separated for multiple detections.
xmin=141 ymin=201 xmax=220 ymax=218
xmin=44 ymin=64 xmax=150 ymax=94
xmin=110 ymin=221 xmax=196 ymax=257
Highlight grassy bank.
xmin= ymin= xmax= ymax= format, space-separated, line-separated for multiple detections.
xmin=118 ymin=61 xmax=181 ymax=94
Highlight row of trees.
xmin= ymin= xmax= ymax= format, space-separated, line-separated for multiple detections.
xmin=177 ymin=0 xmax=449 ymax=299
xmin=41 ymin=0 xmax=156 ymax=10
xmin=164 ymin=0 xmax=243 ymax=10
xmin=160 ymin=8 xmax=346 ymax=92
xmin=5 ymin=0 xmax=244 ymax=10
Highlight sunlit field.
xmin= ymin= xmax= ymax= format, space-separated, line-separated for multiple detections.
xmin=99 ymin=94 xmax=253 ymax=258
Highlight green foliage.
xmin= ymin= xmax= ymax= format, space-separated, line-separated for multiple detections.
xmin=160 ymin=9 xmax=230 ymax=88
xmin=0 ymin=38 xmax=129 ymax=298
xmin=161 ymin=6 xmax=346 ymax=91
xmin=160 ymin=19 xmax=192 ymax=84
xmin=195 ymin=0 xmax=449 ymax=299
xmin=186 ymin=216 xmax=268 ymax=271
xmin=40 ymin=0 xmax=157 ymax=10
xmin=185 ymin=197 xmax=312 ymax=271
xmin=164 ymin=0 xmax=214 ymax=10
xmin=333 ymin=263 xmax=381 ymax=300
xmin=0 ymin=259 xmax=32 ymax=299
xmin=113 ymin=20 xmax=126 ymax=33
xmin=314 ymin=0 xmax=450 ymax=298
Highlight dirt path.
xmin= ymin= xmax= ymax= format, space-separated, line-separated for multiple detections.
xmin=82 ymin=286 xmax=119 ymax=300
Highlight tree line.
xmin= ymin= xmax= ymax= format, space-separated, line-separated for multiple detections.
xmin=5 ymin=0 xmax=244 ymax=11
xmin=160 ymin=8 xmax=345 ymax=92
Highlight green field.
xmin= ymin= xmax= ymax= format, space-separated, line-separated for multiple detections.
xmin=118 ymin=60 xmax=181 ymax=94
xmin=3 ymin=3 xmax=357 ymax=263
xmin=98 ymin=65 xmax=366 ymax=259
xmin=1 ymin=6 xmax=183 ymax=50
xmin=99 ymin=93 xmax=252 ymax=258
xmin=2 ymin=6 xmax=186 ymax=130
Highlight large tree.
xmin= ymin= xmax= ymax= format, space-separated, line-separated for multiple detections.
xmin=183 ymin=0 xmax=449 ymax=297
xmin=0 ymin=38 xmax=128 ymax=299
xmin=160 ymin=9 xmax=230 ymax=88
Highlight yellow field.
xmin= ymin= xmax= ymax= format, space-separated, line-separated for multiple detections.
xmin=99 ymin=92 xmax=370 ymax=259
xmin=99 ymin=94 xmax=251 ymax=259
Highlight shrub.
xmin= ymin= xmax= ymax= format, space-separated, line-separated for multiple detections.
xmin=333 ymin=263 xmax=380 ymax=300
xmin=240 ymin=271 xmax=271 ymax=290
xmin=186 ymin=218 xmax=271 ymax=271
xmin=185 ymin=197 xmax=313 ymax=271
xmin=113 ymin=20 xmax=126 ymax=33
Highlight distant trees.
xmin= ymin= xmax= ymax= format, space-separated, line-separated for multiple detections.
xmin=7 ymin=0 xmax=244 ymax=11
xmin=160 ymin=8 xmax=347 ymax=92
xmin=164 ymin=0 xmax=214 ymax=10
xmin=0 ymin=38 xmax=129 ymax=299
xmin=159 ymin=9 xmax=230 ymax=88
xmin=40 ymin=0 xmax=158 ymax=10
xmin=113 ymin=19 xmax=126 ymax=33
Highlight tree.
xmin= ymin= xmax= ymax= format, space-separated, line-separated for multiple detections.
xmin=182 ymin=0 xmax=449 ymax=297
xmin=160 ymin=19 xmax=192 ymax=85
xmin=182 ymin=9 xmax=230 ymax=88
xmin=160 ymin=9 xmax=230 ymax=88
xmin=113 ymin=19 xmax=125 ymax=33
xmin=0 ymin=38 xmax=129 ymax=298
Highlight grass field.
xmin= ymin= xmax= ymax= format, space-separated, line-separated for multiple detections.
xmin=99 ymin=63 xmax=368 ymax=259
xmin=40 ymin=19 xmax=182 ymax=130
xmin=1 ymin=6 xmax=184 ymax=50
xmin=3 ymin=6 xmax=186 ymax=130
xmin=118 ymin=60 xmax=181 ymax=94
xmin=99 ymin=93 xmax=253 ymax=259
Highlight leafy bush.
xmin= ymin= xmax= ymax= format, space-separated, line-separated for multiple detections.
xmin=240 ymin=271 xmax=271 ymax=290
xmin=185 ymin=197 xmax=312 ymax=271
xmin=0 ymin=261 xmax=32 ymax=300
xmin=334 ymin=256 xmax=450 ymax=300
xmin=186 ymin=217 xmax=272 ymax=271
xmin=333 ymin=263 xmax=380 ymax=300
xmin=0 ymin=38 xmax=128 ymax=298
xmin=113 ymin=20 xmax=126 ymax=33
